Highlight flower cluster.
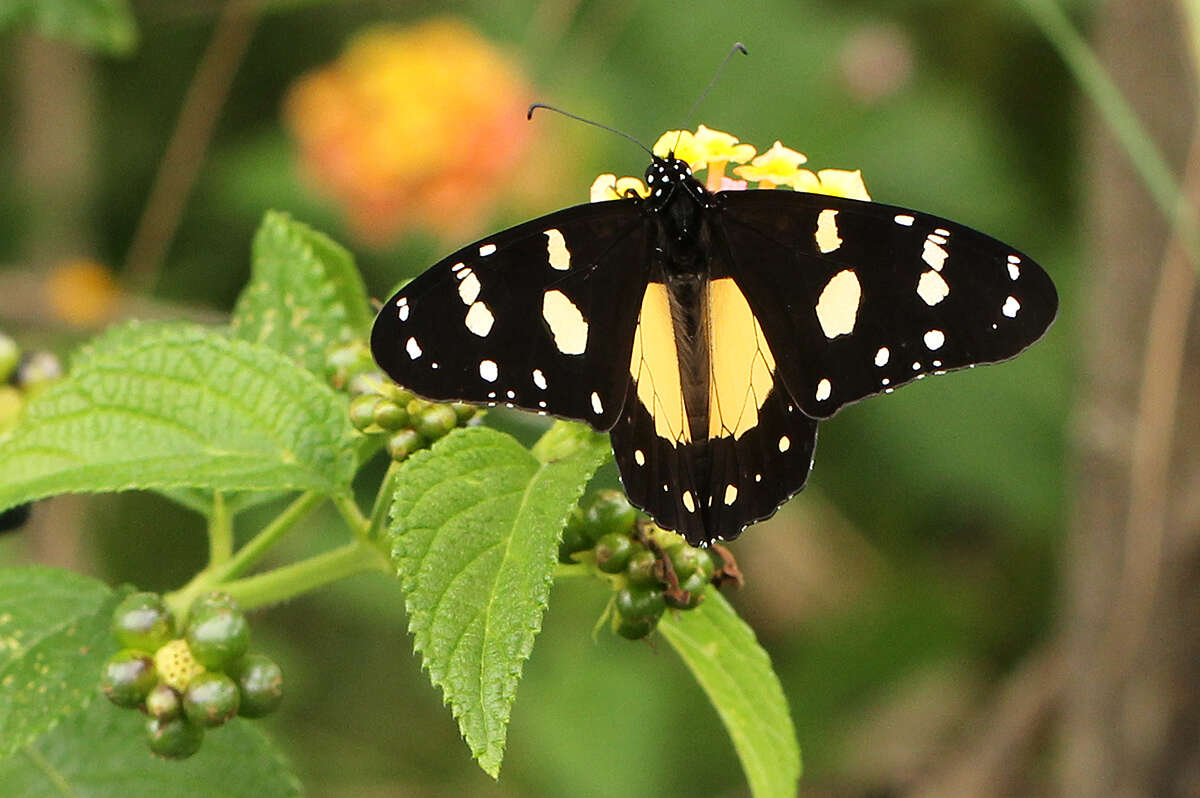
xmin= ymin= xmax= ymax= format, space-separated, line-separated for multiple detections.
xmin=591 ymin=125 xmax=870 ymax=201
xmin=285 ymin=18 xmax=534 ymax=246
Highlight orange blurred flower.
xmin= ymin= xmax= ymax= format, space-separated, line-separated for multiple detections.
xmin=45 ymin=258 xmax=120 ymax=327
xmin=285 ymin=18 xmax=534 ymax=247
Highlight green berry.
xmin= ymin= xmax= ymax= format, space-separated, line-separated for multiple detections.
xmin=145 ymin=684 xmax=183 ymax=720
xmin=406 ymin=397 xmax=430 ymax=418
xmin=372 ymin=400 xmax=408 ymax=430
xmin=349 ymin=394 xmax=382 ymax=430
xmin=665 ymin=572 xmax=708 ymax=609
xmin=557 ymin=507 xmax=591 ymax=563
xmin=696 ymin=548 xmax=717 ymax=582
xmin=665 ymin=543 xmax=705 ymax=581
xmin=594 ymin=532 xmax=635 ymax=573
xmin=450 ymin=402 xmax=478 ymax=422
xmin=101 ymin=650 xmax=157 ymax=708
xmin=614 ymin=586 xmax=665 ymax=619
xmin=414 ymin=404 xmax=458 ymax=440
xmin=183 ymin=671 xmax=240 ymax=727
xmin=232 ymin=653 xmax=284 ymax=718
xmin=616 ymin=613 xmax=658 ymax=640
xmin=625 ymin=547 xmax=660 ymax=587
xmin=191 ymin=591 xmax=240 ymax=614
xmin=0 ymin=386 xmax=22 ymax=434
xmin=380 ymin=383 xmax=414 ymax=406
xmin=185 ymin=604 xmax=249 ymax=671
xmin=111 ymin=592 xmax=175 ymax=653
xmin=146 ymin=716 xmax=204 ymax=759
xmin=582 ymin=490 xmax=637 ymax=537
xmin=0 ymin=333 xmax=19 ymax=383
xmin=326 ymin=341 xmax=376 ymax=391
xmin=386 ymin=428 xmax=425 ymax=461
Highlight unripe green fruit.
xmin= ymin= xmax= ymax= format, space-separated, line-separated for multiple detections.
xmin=185 ymin=604 xmax=250 ymax=671
xmin=615 ymin=586 xmax=665 ymax=620
xmin=386 ymin=428 xmax=425 ymax=461
xmin=665 ymin=543 xmax=706 ymax=581
xmin=232 ymin=653 xmax=284 ymax=718
xmin=414 ymin=404 xmax=458 ymax=440
xmin=349 ymin=394 xmax=382 ymax=430
xmin=582 ymin=490 xmax=637 ymax=537
xmin=101 ymin=649 xmax=157 ymax=708
xmin=625 ymin=548 xmax=660 ymax=587
xmin=665 ymin=572 xmax=708 ymax=609
xmin=372 ymin=400 xmax=408 ymax=430
xmin=616 ymin=613 xmax=658 ymax=640
xmin=145 ymin=683 xmax=183 ymax=720
xmin=594 ymin=532 xmax=635 ymax=573
xmin=146 ymin=716 xmax=203 ymax=759
xmin=183 ymin=671 xmax=241 ymax=727
xmin=111 ymin=592 xmax=175 ymax=652
xmin=557 ymin=507 xmax=590 ymax=563
xmin=450 ymin=402 xmax=478 ymax=422
xmin=380 ymin=383 xmax=413 ymax=406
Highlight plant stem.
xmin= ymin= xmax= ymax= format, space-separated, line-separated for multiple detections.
xmin=368 ymin=460 xmax=401 ymax=541
xmin=207 ymin=491 xmax=232 ymax=565
xmin=332 ymin=492 xmax=370 ymax=539
xmin=218 ymin=539 xmax=391 ymax=611
xmin=214 ymin=490 xmax=326 ymax=582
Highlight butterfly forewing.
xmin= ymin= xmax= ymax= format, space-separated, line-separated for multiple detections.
xmin=371 ymin=201 xmax=650 ymax=429
xmin=716 ymin=190 xmax=1058 ymax=420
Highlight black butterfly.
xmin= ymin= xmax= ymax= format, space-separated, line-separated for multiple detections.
xmin=371 ymin=154 xmax=1057 ymax=546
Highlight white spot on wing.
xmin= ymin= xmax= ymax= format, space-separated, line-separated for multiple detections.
xmin=924 ymin=329 xmax=945 ymax=350
xmin=464 ymin=301 xmax=494 ymax=337
xmin=815 ymin=209 xmax=842 ymax=253
xmin=544 ymin=229 xmax=571 ymax=271
xmin=1008 ymin=263 xmax=1021 ymax=280
xmin=457 ymin=271 xmax=481 ymax=305
xmin=816 ymin=378 xmax=832 ymax=401
xmin=542 ymin=290 xmax=589 ymax=355
xmin=1002 ymin=295 xmax=1021 ymax=318
xmin=724 ymin=484 xmax=738 ymax=505
xmin=395 ymin=297 xmax=409 ymax=322
xmin=875 ymin=346 xmax=890 ymax=367
xmin=634 ymin=449 xmax=645 ymax=466
xmin=532 ymin=369 xmax=547 ymax=390
xmin=590 ymin=391 xmax=603 ymax=415
xmin=479 ymin=243 xmax=497 ymax=256
xmin=682 ymin=490 xmax=696 ymax=513
xmin=406 ymin=337 xmax=421 ymax=359
xmin=917 ymin=270 xmax=950 ymax=306
xmin=895 ymin=214 xmax=915 ymax=226
xmin=778 ymin=435 xmax=791 ymax=452
xmin=479 ymin=359 xmax=498 ymax=382
xmin=815 ymin=269 xmax=861 ymax=338
xmin=922 ymin=238 xmax=948 ymax=271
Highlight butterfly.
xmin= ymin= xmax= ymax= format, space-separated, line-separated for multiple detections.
xmin=371 ymin=151 xmax=1058 ymax=547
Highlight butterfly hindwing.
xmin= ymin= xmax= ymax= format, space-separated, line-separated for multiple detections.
xmin=715 ymin=190 xmax=1059 ymax=420
xmin=371 ymin=201 xmax=651 ymax=430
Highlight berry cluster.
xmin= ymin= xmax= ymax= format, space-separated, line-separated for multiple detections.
xmin=101 ymin=591 xmax=283 ymax=759
xmin=559 ymin=491 xmax=742 ymax=640
xmin=330 ymin=340 xmax=480 ymax=461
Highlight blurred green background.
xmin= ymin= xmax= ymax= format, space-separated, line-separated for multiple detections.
xmin=0 ymin=0 xmax=1114 ymax=795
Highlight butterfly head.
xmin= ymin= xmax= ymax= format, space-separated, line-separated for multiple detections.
xmin=645 ymin=154 xmax=706 ymax=206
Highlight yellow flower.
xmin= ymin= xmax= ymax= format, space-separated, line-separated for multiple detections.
xmin=652 ymin=129 xmax=701 ymax=167
xmin=793 ymin=168 xmax=871 ymax=200
xmin=655 ymin=125 xmax=756 ymax=191
xmin=285 ymin=18 xmax=534 ymax=247
xmin=45 ymin=258 xmax=119 ymax=327
xmin=590 ymin=174 xmax=649 ymax=203
xmin=733 ymin=141 xmax=809 ymax=189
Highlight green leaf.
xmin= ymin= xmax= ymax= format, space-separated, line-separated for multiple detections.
xmin=0 ymin=566 xmax=117 ymax=758
xmin=658 ymin=591 xmax=801 ymax=798
xmin=388 ymin=422 xmax=609 ymax=777
xmin=232 ymin=211 xmax=372 ymax=377
xmin=0 ymin=322 xmax=355 ymax=513
xmin=0 ymin=0 xmax=137 ymax=55
xmin=0 ymin=698 xmax=301 ymax=796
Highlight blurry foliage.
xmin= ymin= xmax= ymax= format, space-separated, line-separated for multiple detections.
xmin=0 ymin=0 xmax=1081 ymax=795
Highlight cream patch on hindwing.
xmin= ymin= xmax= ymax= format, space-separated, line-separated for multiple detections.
xmin=1002 ymin=296 xmax=1021 ymax=318
xmin=634 ymin=449 xmax=645 ymax=466
xmin=874 ymin=346 xmax=890 ymax=367
xmin=917 ymin=270 xmax=950 ymax=306
xmin=815 ymin=269 xmax=861 ymax=338
xmin=532 ymin=369 xmax=547 ymax=390
xmin=815 ymin=209 xmax=842 ymax=253
xmin=682 ymin=490 xmax=696 ymax=513
xmin=724 ymin=484 xmax=738 ymax=505
xmin=542 ymin=290 xmax=589 ymax=355
xmin=464 ymin=301 xmax=494 ymax=337
xmin=544 ymin=228 xmax=571 ymax=271
xmin=479 ymin=359 xmax=499 ymax=382
xmin=923 ymin=329 xmax=945 ymax=350
xmin=406 ymin=337 xmax=421 ymax=359
xmin=778 ymin=435 xmax=791 ymax=452
xmin=816 ymin=378 xmax=832 ymax=401
xmin=590 ymin=391 xmax=604 ymax=415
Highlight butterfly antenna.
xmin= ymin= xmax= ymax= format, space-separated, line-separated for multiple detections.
xmin=527 ymin=103 xmax=654 ymax=157
xmin=675 ymin=41 xmax=748 ymax=151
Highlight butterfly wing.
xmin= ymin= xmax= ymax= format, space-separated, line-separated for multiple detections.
xmin=371 ymin=200 xmax=651 ymax=430
xmin=715 ymin=190 xmax=1059 ymax=419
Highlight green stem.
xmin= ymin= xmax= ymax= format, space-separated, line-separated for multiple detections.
xmin=332 ymin=491 xmax=370 ymax=539
xmin=217 ymin=539 xmax=390 ymax=611
xmin=368 ymin=460 xmax=402 ymax=541
xmin=1018 ymin=0 xmax=1200 ymax=266
xmin=207 ymin=491 xmax=232 ymax=566
xmin=217 ymin=490 xmax=326 ymax=582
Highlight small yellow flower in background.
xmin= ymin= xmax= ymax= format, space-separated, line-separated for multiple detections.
xmin=45 ymin=258 xmax=119 ymax=327
xmin=733 ymin=140 xmax=809 ymax=189
xmin=285 ymin=18 xmax=534 ymax=247
xmin=590 ymin=174 xmax=650 ymax=202
xmin=593 ymin=125 xmax=869 ymax=202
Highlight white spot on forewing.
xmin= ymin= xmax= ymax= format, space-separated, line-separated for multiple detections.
xmin=1002 ymin=295 xmax=1021 ymax=318
xmin=815 ymin=209 xmax=842 ymax=253
xmin=927 ymin=233 xmax=948 ymax=245
xmin=479 ymin=359 xmax=498 ymax=382
xmin=934 ymin=228 xmax=950 ymax=236
xmin=815 ymin=269 xmax=861 ymax=338
xmin=1007 ymin=254 xmax=1021 ymax=264
xmin=532 ymin=369 xmax=547 ymax=390
xmin=464 ymin=301 xmax=494 ymax=337
xmin=451 ymin=262 xmax=465 ymax=272
xmin=895 ymin=214 xmax=915 ymax=226
xmin=924 ymin=329 xmax=945 ymax=350
xmin=479 ymin=243 xmax=497 ymax=256
xmin=542 ymin=290 xmax=589 ymax=355
xmin=922 ymin=238 xmax=948 ymax=271
xmin=506 ymin=390 xmax=515 ymax=399
xmin=1008 ymin=263 xmax=1021 ymax=280
xmin=395 ymin=297 xmax=409 ymax=322
xmin=682 ymin=491 xmax=696 ymax=513
xmin=875 ymin=346 xmax=890 ymax=367
xmin=406 ymin=337 xmax=421 ymax=359
xmin=590 ymin=391 xmax=603 ymax=415
xmin=544 ymin=229 xmax=570 ymax=270
xmin=917 ymin=270 xmax=950 ymax=306
xmin=634 ymin=449 xmax=645 ymax=466
xmin=778 ymin=435 xmax=791 ymax=452
xmin=457 ymin=271 xmax=481 ymax=305
xmin=724 ymin=484 xmax=738 ymax=505
xmin=816 ymin=378 xmax=832 ymax=401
